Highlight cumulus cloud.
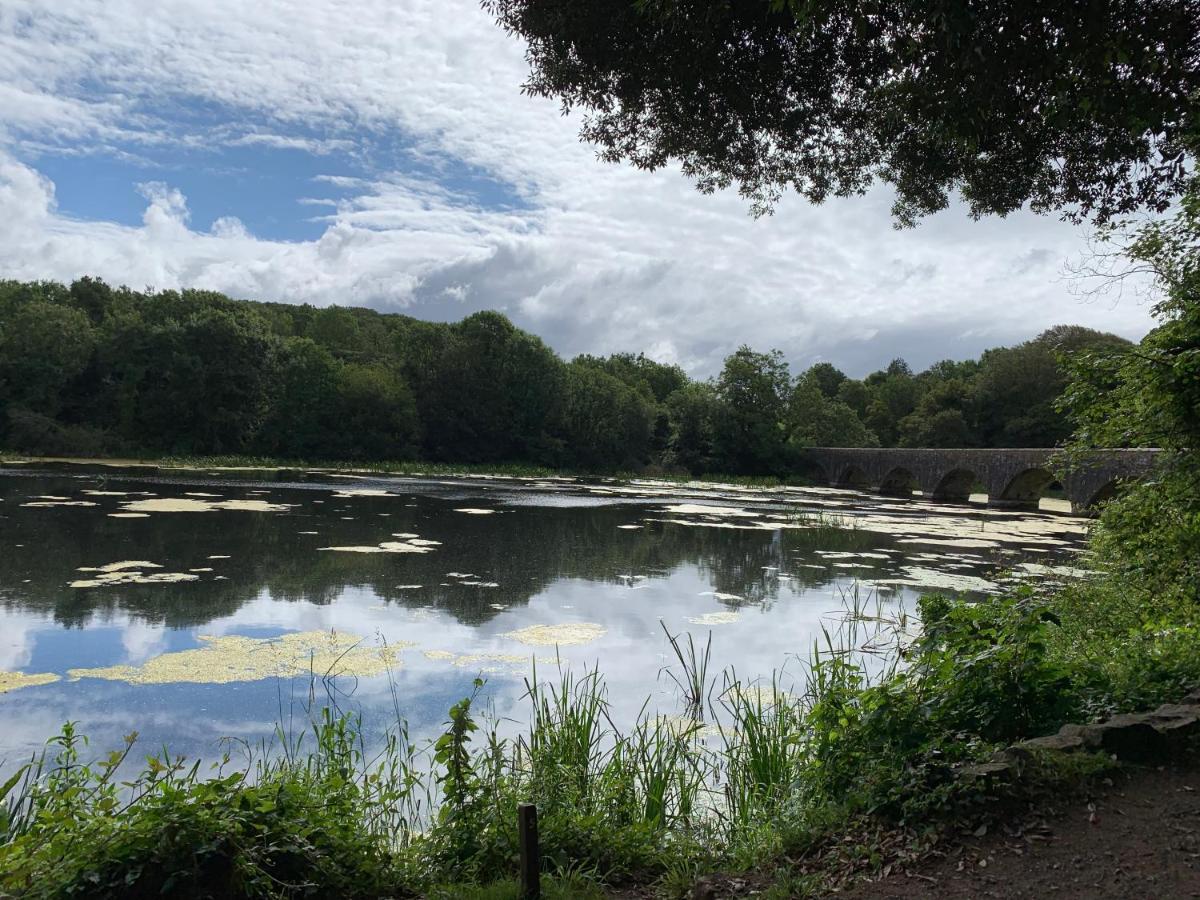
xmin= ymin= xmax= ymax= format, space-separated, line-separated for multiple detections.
xmin=0 ymin=0 xmax=1158 ymax=375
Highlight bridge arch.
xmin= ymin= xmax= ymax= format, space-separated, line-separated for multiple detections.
xmin=879 ymin=466 xmax=919 ymax=497
xmin=834 ymin=464 xmax=871 ymax=490
xmin=931 ymin=468 xmax=979 ymax=503
xmin=1083 ymin=478 xmax=1122 ymax=511
xmin=997 ymin=467 xmax=1057 ymax=505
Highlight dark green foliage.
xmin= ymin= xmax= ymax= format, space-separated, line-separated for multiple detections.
xmin=786 ymin=376 xmax=877 ymax=449
xmin=1 ymin=718 xmax=408 ymax=900
xmin=558 ymin=363 xmax=655 ymax=469
xmin=713 ymin=347 xmax=791 ymax=473
xmin=0 ymin=277 xmax=1116 ymax=469
xmin=485 ymin=0 xmax=1197 ymax=226
xmin=1061 ymin=159 xmax=1200 ymax=607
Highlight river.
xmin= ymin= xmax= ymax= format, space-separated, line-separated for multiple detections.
xmin=0 ymin=462 xmax=1091 ymax=774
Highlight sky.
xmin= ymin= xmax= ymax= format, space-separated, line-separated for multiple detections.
xmin=0 ymin=0 xmax=1160 ymax=377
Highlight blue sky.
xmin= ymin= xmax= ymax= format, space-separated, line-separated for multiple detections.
xmin=0 ymin=0 xmax=1156 ymax=376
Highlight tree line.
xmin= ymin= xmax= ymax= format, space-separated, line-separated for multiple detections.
xmin=0 ymin=278 xmax=1132 ymax=474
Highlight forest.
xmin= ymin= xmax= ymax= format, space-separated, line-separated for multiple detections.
xmin=0 ymin=278 xmax=1133 ymax=473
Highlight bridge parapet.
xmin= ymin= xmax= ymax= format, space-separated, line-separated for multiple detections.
xmin=800 ymin=447 xmax=1160 ymax=514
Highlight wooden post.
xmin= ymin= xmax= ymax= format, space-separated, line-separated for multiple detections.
xmin=518 ymin=802 xmax=540 ymax=899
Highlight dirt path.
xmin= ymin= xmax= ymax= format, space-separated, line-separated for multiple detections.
xmin=837 ymin=764 xmax=1200 ymax=899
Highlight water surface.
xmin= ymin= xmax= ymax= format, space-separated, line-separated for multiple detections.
xmin=0 ymin=464 xmax=1090 ymax=772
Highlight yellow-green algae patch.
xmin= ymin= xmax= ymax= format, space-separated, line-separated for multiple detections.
xmin=423 ymin=650 xmax=556 ymax=669
xmin=118 ymin=497 xmax=293 ymax=514
xmin=70 ymin=571 xmax=200 ymax=588
xmin=22 ymin=500 xmax=98 ymax=508
xmin=687 ymin=611 xmax=740 ymax=626
xmin=108 ymin=512 xmax=150 ymax=518
xmin=501 ymin=623 xmax=606 ymax=646
xmin=319 ymin=540 xmax=433 ymax=554
xmin=0 ymin=670 xmax=60 ymax=693
xmin=68 ymin=631 xmax=415 ymax=685
xmin=78 ymin=560 xmax=162 ymax=573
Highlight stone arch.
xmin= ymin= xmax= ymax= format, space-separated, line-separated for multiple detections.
xmin=835 ymin=464 xmax=871 ymax=490
xmin=931 ymin=468 xmax=980 ymax=503
xmin=1083 ymin=478 xmax=1123 ymax=511
xmin=878 ymin=467 xmax=919 ymax=497
xmin=799 ymin=459 xmax=832 ymax=486
xmin=998 ymin=467 xmax=1057 ymax=505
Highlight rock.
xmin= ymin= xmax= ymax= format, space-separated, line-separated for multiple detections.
xmin=1081 ymin=715 xmax=1167 ymax=762
xmin=1151 ymin=703 xmax=1200 ymax=720
xmin=1017 ymin=733 xmax=1085 ymax=754
xmin=957 ymin=760 xmax=1015 ymax=781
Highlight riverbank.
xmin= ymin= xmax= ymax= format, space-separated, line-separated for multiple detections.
xmin=4 ymin=560 xmax=1198 ymax=898
xmin=0 ymin=451 xmax=812 ymax=490
xmin=2 ymin=443 xmax=1195 ymax=898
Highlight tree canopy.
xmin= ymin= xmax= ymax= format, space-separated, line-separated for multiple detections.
xmin=0 ymin=277 xmax=1134 ymax=473
xmin=485 ymin=0 xmax=1199 ymax=225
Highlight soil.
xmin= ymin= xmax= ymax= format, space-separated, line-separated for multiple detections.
xmin=836 ymin=763 xmax=1200 ymax=899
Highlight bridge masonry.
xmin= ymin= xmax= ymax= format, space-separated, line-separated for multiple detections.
xmin=800 ymin=447 xmax=1161 ymax=515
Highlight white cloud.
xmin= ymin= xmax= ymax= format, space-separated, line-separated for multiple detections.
xmin=0 ymin=0 xmax=1159 ymax=375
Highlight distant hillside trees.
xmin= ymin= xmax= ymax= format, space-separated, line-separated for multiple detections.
xmin=0 ymin=278 xmax=1131 ymax=473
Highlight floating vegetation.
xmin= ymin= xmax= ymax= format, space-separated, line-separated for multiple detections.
xmin=699 ymin=591 xmax=744 ymax=602
xmin=501 ymin=623 xmax=606 ymax=646
xmin=686 ymin=611 xmax=741 ymax=626
xmin=423 ymin=649 xmax=552 ymax=669
xmin=67 ymin=631 xmax=413 ymax=685
xmin=108 ymin=512 xmax=150 ymax=518
xmin=319 ymin=539 xmax=434 ymax=554
xmin=71 ymin=561 xmax=200 ymax=588
xmin=70 ymin=571 xmax=200 ymax=588
xmin=21 ymin=500 xmax=97 ymax=508
xmin=78 ymin=561 xmax=161 ymax=572
xmin=332 ymin=488 xmax=395 ymax=498
xmin=118 ymin=497 xmax=293 ymax=514
xmin=1014 ymin=562 xmax=1093 ymax=579
xmin=662 ymin=503 xmax=759 ymax=518
xmin=0 ymin=671 xmax=60 ymax=694
xmin=875 ymin=566 xmax=997 ymax=594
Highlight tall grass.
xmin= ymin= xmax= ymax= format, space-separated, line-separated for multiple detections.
xmin=13 ymin=583 xmax=1122 ymax=898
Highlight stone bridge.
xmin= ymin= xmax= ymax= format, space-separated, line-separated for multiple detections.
xmin=799 ymin=447 xmax=1161 ymax=514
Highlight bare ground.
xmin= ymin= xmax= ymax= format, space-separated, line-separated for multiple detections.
xmin=835 ymin=763 xmax=1200 ymax=899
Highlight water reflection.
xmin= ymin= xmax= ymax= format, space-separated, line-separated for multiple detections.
xmin=0 ymin=465 xmax=1089 ymax=774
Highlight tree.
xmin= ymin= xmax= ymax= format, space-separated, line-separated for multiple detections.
xmin=326 ymin=363 xmax=420 ymax=460
xmin=862 ymin=361 xmax=922 ymax=446
xmin=786 ymin=376 xmax=878 ymax=448
xmin=256 ymin=338 xmax=342 ymax=458
xmin=420 ymin=312 xmax=565 ymax=462
xmin=486 ymin=0 xmax=1197 ymax=225
xmin=0 ymin=299 xmax=95 ymax=416
xmin=975 ymin=327 xmax=1129 ymax=447
xmin=898 ymin=377 xmax=977 ymax=447
xmin=665 ymin=382 xmax=721 ymax=473
xmin=101 ymin=302 xmax=273 ymax=453
xmin=804 ymin=362 xmax=847 ymax=399
xmin=1061 ymin=161 xmax=1200 ymax=603
xmin=558 ymin=363 xmax=655 ymax=468
xmin=713 ymin=347 xmax=790 ymax=472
